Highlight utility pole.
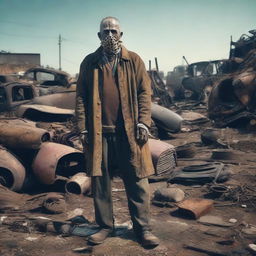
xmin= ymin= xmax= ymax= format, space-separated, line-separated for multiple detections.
xmin=155 ymin=57 xmax=159 ymax=72
xmin=58 ymin=34 xmax=62 ymax=70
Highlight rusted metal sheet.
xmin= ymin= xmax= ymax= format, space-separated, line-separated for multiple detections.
xmin=148 ymin=70 xmax=173 ymax=107
xmin=177 ymin=198 xmax=214 ymax=219
xmin=148 ymin=139 xmax=177 ymax=175
xmin=208 ymin=70 xmax=256 ymax=127
xmin=16 ymin=104 xmax=74 ymax=122
xmin=65 ymin=172 xmax=91 ymax=195
xmin=32 ymin=142 xmax=85 ymax=185
xmin=0 ymin=146 xmax=26 ymax=191
xmin=32 ymin=91 xmax=76 ymax=109
xmin=151 ymin=103 xmax=183 ymax=133
xmin=0 ymin=118 xmax=37 ymax=128
xmin=0 ymin=124 xmax=50 ymax=149
xmin=180 ymin=111 xmax=209 ymax=125
xmin=230 ymin=29 xmax=256 ymax=59
xmin=208 ymin=48 xmax=256 ymax=127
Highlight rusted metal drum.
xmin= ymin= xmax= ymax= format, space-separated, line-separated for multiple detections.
xmin=0 ymin=146 xmax=26 ymax=191
xmin=65 ymin=172 xmax=91 ymax=195
xmin=32 ymin=142 xmax=85 ymax=185
xmin=0 ymin=124 xmax=50 ymax=149
xmin=151 ymin=103 xmax=183 ymax=133
xmin=148 ymin=139 xmax=177 ymax=175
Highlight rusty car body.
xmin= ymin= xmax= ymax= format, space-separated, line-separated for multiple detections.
xmin=181 ymin=60 xmax=227 ymax=100
xmin=208 ymin=50 xmax=256 ymax=127
xmin=207 ymin=30 xmax=256 ymax=127
xmin=0 ymin=81 xmax=37 ymax=112
xmin=32 ymin=142 xmax=85 ymax=185
xmin=22 ymin=67 xmax=76 ymax=96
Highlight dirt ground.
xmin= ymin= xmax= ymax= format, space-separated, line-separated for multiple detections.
xmin=0 ymin=100 xmax=256 ymax=256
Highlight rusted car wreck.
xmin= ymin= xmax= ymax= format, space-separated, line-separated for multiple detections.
xmin=22 ymin=67 xmax=76 ymax=96
xmin=208 ymin=30 xmax=256 ymax=127
xmin=0 ymin=80 xmax=37 ymax=112
xmin=181 ymin=59 xmax=228 ymax=101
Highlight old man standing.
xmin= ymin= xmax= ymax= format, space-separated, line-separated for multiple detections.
xmin=75 ymin=16 xmax=159 ymax=247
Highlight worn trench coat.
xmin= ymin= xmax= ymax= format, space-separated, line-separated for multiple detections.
xmin=75 ymin=46 xmax=154 ymax=178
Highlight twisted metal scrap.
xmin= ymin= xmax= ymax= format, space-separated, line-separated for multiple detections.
xmin=220 ymin=184 xmax=256 ymax=208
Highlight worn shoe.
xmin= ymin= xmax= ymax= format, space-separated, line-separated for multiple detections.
xmin=137 ymin=231 xmax=160 ymax=247
xmin=87 ymin=228 xmax=113 ymax=245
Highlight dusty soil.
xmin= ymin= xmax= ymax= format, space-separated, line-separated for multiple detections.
xmin=0 ymin=100 xmax=256 ymax=256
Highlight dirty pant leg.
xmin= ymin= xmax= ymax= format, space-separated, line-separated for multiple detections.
xmin=92 ymin=136 xmax=114 ymax=230
xmin=122 ymin=175 xmax=150 ymax=234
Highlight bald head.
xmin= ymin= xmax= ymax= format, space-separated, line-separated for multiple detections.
xmin=98 ymin=16 xmax=123 ymax=40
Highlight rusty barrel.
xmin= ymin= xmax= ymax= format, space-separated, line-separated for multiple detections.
xmin=0 ymin=124 xmax=50 ymax=149
xmin=0 ymin=146 xmax=26 ymax=191
xmin=65 ymin=172 xmax=91 ymax=195
xmin=32 ymin=142 xmax=85 ymax=185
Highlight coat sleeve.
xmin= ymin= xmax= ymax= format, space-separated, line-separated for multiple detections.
xmin=75 ymin=61 xmax=87 ymax=133
xmin=135 ymin=55 xmax=152 ymax=128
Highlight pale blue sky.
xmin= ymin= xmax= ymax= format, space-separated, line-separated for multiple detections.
xmin=0 ymin=0 xmax=255 ymax=75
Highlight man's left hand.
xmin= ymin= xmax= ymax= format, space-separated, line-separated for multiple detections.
xmin=136 ymin=123 xmax=149 ymax=146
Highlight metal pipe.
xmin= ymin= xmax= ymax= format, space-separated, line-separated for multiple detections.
xmin=182 ymin=56 xmax=189 ymax=66
xmin=65 ymin=172 xmax=91 ymax=195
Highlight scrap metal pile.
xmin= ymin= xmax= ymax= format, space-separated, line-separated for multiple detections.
xmin=0 ymin=30 xmax=255 ymax=256
xmin=208 ymin=48 xmax=256 ymax=127
xmin=0 ymin=119 xmax=89 ymax=195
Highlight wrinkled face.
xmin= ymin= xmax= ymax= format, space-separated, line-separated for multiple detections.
xmin=98 ymin=17 xmax=123 ymax=41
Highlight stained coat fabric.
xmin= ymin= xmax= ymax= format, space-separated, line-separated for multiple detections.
xmin=75 ymin=46 xmax=154 ymax=178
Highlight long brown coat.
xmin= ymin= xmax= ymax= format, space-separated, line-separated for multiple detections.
xmin=75 ymin=46 xmax=154 ymax=178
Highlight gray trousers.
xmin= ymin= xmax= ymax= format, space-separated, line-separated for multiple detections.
xmin=92 ymin=132 xmax=150 ymax=234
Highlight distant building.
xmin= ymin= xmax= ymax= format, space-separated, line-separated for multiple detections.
xmin=0 ymin=52 xmax=41 ymax=74
xmin=0 ymin=52 xmax=40 ymax=66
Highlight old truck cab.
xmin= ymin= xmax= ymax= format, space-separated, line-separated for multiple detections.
xmin=0 ymin=82 xmax=37 ymax=112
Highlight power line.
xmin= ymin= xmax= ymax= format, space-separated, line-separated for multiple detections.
xmin=0 ymin=20 xmax=38 ymax=28
xmin=0 ymin=31 xmax=56 ymax=40
xmin=0 ymin=31 xmax=86 ymax=45
xmin=62 ymin=57 xmax=79 ymax=65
